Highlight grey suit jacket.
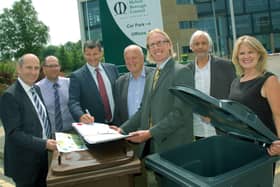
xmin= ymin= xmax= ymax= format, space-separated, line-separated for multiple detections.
xmin=186 ymin=55 xmax=236 ymax=99
xmin=114 ymin=66 xmax=154 ymax=126
xmin=121 ymin=59 xmax=194 ymax=158
xmin=68 ymin=63 xmax=119 ymax=123
xmin=0 ymin=81 xmax=50 ymax=182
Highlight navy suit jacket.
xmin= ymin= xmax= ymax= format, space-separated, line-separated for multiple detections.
xmin=0 ymin=81 xmax=50 ymax=182
xmin=68 ymin=63 xmax=119 ymax=123
xmin=186 ymin=55 xmax=236 ymax=99
xmin=114 ymin=66 xmax=154 ymax=125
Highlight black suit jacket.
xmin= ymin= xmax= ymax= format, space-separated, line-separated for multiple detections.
xmin=114 ymin=66 xmax=154 ymax=125
xmin=186 ymin=55 xmax=236 ymax=99
xmin=68 ymin=63 xmax=119 ymax=123
xmin=0 ymin=80 xmax=50 ymax=182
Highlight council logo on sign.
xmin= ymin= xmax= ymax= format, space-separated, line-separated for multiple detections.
xmin=114 ymin=1 xmax=127 ymax=15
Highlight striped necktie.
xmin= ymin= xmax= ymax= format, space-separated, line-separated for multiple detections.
xmin=53 ymin=82 xmax=63 ymax=131
xmin=30 ymin=87 xmax=51 ymax=138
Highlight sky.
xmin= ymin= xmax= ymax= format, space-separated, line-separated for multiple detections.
xmin=0 ymin=0 xmax=81 ymax=45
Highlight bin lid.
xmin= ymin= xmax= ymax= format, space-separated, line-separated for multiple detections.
xmin=170 ymin=86 xmax=278 ymax=144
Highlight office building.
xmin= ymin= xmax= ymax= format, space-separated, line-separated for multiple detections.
xmin=77 ymin=0 xmax=280 ymax=60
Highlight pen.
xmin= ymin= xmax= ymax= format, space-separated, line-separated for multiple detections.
xmin=85 ymin=109 xmax=91 ymax=116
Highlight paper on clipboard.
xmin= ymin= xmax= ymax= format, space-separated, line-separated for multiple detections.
xmin=72 ymin=122 xmax=131 ymax=144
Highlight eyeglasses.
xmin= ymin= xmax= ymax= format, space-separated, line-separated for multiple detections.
xmin=44 ymin=64 xmax=60 ymax=68
xmin=148 ymin=40 xmax=169 ymax=49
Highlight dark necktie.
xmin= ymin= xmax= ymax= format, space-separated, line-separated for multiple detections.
xmin=95 ymin=68 xmax=112 ymax=122
xmin=53 ymin=82 xmax=63 ymax=131
xmin=30 ymin=87 xmax=51 ymax=138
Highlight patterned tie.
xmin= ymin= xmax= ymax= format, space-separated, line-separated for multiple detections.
xmin=30 ymin=87 xmax=51 ymax=138
xmin=53 ymin=82 xmax=63 ymax=131
xmin=152 ymin=68 xmax=161 ymax=90
xmin=95 ymin=68 xmax=112 ymax=122
xmin=149 ymin=68 xmax=161 ymax=128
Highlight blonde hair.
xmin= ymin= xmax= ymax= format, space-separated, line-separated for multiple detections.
xmin=232 ymin=35 xmax=267 ymax=76
xmin=146 ymin=28 xmax=176 ymax=63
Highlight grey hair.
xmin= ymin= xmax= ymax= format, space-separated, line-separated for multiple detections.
xmin=189 ymin=30 xmax=213 ymax=52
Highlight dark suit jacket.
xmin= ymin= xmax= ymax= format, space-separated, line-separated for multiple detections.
xmin=0 ymin=81 xmax=50 ymax=182
xmin=68 ymin=63 xmax=119 ymax=123
xmin=186 ymin=55 xmax=236 ymax=99
xmin=121 ymin=59 xmax=194 ymax=158
xmin=114 ymin=66 xmax=154 ymax=126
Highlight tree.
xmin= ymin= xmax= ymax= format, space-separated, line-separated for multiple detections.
xmin=0 ymin=0 xmax=49 ymax=61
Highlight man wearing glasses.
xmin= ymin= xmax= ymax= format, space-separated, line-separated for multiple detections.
xmin=37 ymin=55 xmax=74 ymax=133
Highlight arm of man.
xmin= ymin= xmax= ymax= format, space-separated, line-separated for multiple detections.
xmin=1 ymin=93 xmax=47 ymax=153
xmin=68 ymin=72 xmax=85 ymax=122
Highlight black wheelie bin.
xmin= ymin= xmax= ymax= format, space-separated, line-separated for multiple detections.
xmin=145 ymin=85 xmax=279 ymax=187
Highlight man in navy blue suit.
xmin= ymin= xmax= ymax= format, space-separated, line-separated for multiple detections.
xmin=68 ymin=40 xmax=119 ymax=124
xmin=0 ymin=53 xmax=57 ymax=187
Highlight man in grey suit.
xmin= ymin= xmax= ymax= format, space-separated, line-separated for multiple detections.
xmin=114 ymin=45 xmax=153 ymax=126
xmin=186 ymin=30 xmax=236 ymax=139
xmin=113 ymin=29 xmax=194 ymax=158
xmin=69 ymin=40 xmax=119 ymax=124
xmin=0 ymin=54 xmax=57 ymax=187
xmin=112 ymin=29 xmax=194 ymax=187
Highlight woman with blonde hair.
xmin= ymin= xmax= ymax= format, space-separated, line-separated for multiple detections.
xmin=229 ymin=35 xmax=280 ymax=156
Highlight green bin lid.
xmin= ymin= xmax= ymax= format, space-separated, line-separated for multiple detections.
xmin=170 ymin=86 xmax=278 ymax=144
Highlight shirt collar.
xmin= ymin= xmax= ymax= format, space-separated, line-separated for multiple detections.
xmin=86 ymin=62 xmax=104 ymax=72
xmin=18 ymin=77 xmax=33 ymax=93
xmin=157 ymin=57 xmax=171 ymax=70
xmin=195 ymin=55 xmax=211 ymax=71
xmin=129 ymin=67 xmax=146 ymax=80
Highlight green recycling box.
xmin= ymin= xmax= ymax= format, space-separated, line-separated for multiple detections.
xmin=145 ymin=86 xmax=279 ymax=187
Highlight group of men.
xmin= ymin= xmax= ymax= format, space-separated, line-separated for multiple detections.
xmin=0 ymin=29 xmax=235 ymax=187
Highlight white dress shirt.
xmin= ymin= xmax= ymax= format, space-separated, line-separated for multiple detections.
xmin=193 ymin=56 xmax=216 ymax=137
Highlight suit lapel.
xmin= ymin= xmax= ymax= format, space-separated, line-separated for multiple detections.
xmin=82 ymin=65 xmax=100 ymax=96
xmin=152 ymin=59 xmax=173 ymax=93
xmin=123 ymin=74 xmax=130 ymax=118
xmin=16 ymin=81 xmax=42 ymax=127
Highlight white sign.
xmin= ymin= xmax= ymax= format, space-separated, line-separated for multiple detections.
xmin=106 ymin=0 xmax=163 ymax=48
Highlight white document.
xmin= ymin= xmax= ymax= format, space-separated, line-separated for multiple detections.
xmin=72 ymin=122 xmax=130 ymax=144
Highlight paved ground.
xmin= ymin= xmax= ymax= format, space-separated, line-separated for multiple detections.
xmin=0 ymin=54 xmax=280 ymax=187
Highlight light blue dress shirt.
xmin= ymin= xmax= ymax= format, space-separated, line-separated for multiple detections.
xmin=36 ymin=76 xmax=74 ymax=132
xmin=127 ymin=68 xmax=146 ymax=118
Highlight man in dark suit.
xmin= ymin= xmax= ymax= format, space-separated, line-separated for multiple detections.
xmin=69 ymin=40 xmax=119 ymax=124
xmin=186 ymin=30 xmax=236 ymax=139
xmin=114 ymin=45 xmax=153 ymax=126
xmin=0 ymin=54 xmax=57 ymax=187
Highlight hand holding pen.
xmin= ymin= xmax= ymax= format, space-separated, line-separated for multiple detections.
xmin=79 ymin=109 xmax=95 ymax=124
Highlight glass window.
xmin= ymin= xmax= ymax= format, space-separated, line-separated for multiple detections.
xmin=271 ymin=11 xmax=280 ymax=32
xmin=176 ymin=0 xmax=194 ymax=4
xmin=83 ymin=0 xmax=101 ymax=28
xmin=235 ymin=15 xmax=252 ymax=35
xmin=253 ymin=13 xmax=270 ymax=33
xmin=213 ymin=0 xmax=226 ymax=12
xmin=196 ymin=2 xmax=212 ymax=14
xmin=274 ymin=33 xmax=280 ymax=52
xmin=255 ymin=34 xmax=271 ymax=52
xmin=245 ymin=0 xmax=268 ymax=13
xmin=270 ymin=0 xmax=280 ymax=10
xmin=228 ymin=0 xmax=244 ymax=14
xmin=179 ymin=21 xmax=192 ymax=29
